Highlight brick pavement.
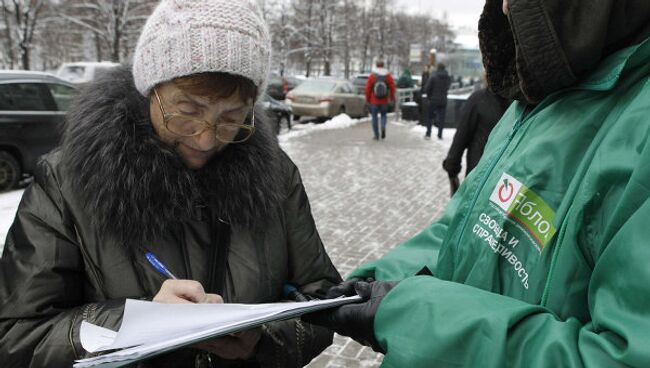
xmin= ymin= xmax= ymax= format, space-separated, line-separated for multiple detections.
xmin=280 ymin=117 xmax=455 ymax=367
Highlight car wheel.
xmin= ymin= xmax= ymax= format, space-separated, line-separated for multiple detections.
xmin=0 ymin=151 xmax=21 ymax=192
xmin=340 ymin=105 xmax=346 ymax=115
xmin=276 ymin=114 xmax=291 ymax=135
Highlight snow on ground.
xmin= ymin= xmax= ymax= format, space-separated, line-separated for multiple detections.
xmin=278 ymin=113 xmax=366 ymax=144
xmin=395 ymin=119 xmax=457 ymax=149
xmin=0 ymin=189 xmax=23 ymax=252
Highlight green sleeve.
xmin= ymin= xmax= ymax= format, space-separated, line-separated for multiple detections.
xmin=373 ymin=199 xmax=650 ymax=367
xmin=349 ymin=178 xmax=470 ymax=282
xmin=349 ymin=104 xmax=519 ymax=283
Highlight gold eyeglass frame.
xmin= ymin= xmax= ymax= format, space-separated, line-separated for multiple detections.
xmin=153 ymin=87 xmax=256 ymax=144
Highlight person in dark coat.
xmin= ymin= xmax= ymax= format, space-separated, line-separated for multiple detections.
xmin=423 ymin=63 xmax=452 ymax=139
xmin=0 ymin=1 xmax=341 ymax=367
xmin=442 ymin=87 xmax=511 ymax=195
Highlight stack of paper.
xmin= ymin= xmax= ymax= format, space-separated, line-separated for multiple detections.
xmin=74 ymin=296 xmax=360 ymax=368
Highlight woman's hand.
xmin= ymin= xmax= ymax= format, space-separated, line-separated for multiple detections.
xmin=153 ymin=280 xmax=261 ymax=360
xmin=193 ymin=329 xmax=262 ymax=360
xmin=153 ymin=280 xmax=223 ymax=304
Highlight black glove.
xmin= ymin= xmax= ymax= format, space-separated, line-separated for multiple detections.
xmin=302 ymin=280 xmax=398 ymax=353
xmin=323 ymin=277 xmax=374 ymax=298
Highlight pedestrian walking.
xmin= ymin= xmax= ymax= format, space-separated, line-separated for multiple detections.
xmin=0 ymin=0 xmax=341 ymax=366
xmin=365 ymin=59 xmax=396 ymax=140
xmin=443 ymin=86 xmax=510 ymax=195
xmin=305 ymin=0 xmax=650 ymax=366
xmin=423 ymin=63 xmax=452 ymax=139
xmin=396 ymin=69 xmax=415 ymax=89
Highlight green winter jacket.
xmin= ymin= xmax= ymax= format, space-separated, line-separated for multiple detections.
xmin=351 ymin=36 xmax=650 ymax=367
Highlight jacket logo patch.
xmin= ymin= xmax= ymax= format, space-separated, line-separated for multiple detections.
xmin=489 ymin=173 xmax=557 ymax=252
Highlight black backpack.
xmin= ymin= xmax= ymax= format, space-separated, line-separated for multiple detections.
xmin=373 ymin=74 xmax=389 ymax=99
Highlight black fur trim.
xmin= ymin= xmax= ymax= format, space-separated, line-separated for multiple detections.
xmin=61 ymin=66 xmax=285 ymax=244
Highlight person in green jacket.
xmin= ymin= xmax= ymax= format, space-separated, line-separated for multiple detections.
xmin=0 ymin=1 xmax=341 ymax=367
xmin=396 ymin=69 xmax=415 ymax=89
xmin=305 ymin=0 xmax=650 ymax=366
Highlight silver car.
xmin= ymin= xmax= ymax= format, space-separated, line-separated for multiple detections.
xmin=286 ymin=78 xmax=367 ymax=120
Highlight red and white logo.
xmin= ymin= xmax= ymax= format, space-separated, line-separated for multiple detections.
xmin=498 ymin=179 xmax=515 ymax=202
xmin=490 ymin=173 xmax=523 ymax=212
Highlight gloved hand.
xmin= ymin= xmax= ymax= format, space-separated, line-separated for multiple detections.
xmin=302 ymin=279 xmax=399 ymax=353
xmin=449 ymin=175 xmax=460 ymax=196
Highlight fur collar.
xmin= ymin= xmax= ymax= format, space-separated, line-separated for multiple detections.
xmin=61 ymin=66 xmax=285 ymax=244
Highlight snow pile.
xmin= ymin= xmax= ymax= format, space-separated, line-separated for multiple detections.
xmin=279 ymin=114 xmax=364 ymax=143
xmin=0 ymin=189 xmax=24 ymax=252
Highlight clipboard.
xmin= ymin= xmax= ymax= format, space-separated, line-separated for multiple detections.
xmin=74 ymin=296 xmax=360 ymax=367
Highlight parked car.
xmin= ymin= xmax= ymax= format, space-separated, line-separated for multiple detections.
xmin=351 ymin=73 xmax=370 ymax=95
xmin=260 ymin=94 xmax=292 ymax=134
xmin=0 ymin=71 xmax=77 ymax=191
xmin=56 ymin=61 xmax=120 ymax=85
xmin=266 ymin=73 xmax=301 ymax=100
xmin=286 ymin=78 xmax=367 ymax=120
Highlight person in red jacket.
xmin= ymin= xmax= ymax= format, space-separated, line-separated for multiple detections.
xmin=365 ymin=59 xmax=396 ymax=140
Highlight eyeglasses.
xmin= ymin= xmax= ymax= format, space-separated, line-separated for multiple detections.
xmin=153 ymin=88 xmax=255 ymax=144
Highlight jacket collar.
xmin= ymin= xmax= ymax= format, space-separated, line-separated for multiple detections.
xmin=575 ymin=36 xmax=650 ymax=91
xmin=60 ymin=66 xmax=286 ymax=245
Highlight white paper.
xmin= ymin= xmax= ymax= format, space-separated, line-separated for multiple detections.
xmin=75 ymin=296 xmax=360 ymax=368
xmin=79 ymin=323 xmax=118 ymax=353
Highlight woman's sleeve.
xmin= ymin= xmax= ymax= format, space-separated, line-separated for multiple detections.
xmin=0 ymin=159 xmax=125 ymax=367
xmin=253 ymin=155 xmax=342 ymax=367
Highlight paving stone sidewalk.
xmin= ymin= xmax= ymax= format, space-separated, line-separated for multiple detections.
xmin=280 ymin=117 xmax=455 ymax=367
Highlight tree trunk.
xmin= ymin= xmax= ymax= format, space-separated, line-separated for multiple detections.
xmin=342 ymin=0 xmax=350 ymax=79
xmin=304 ymin=0 xmax=313 ymax=78
xmin=111 ymin=7 xmax=120 ymax=62
xmin=1 ymin=0 xmax=15 ymax=68
xmin=20 ymin=45 xmax=29 ymax=70
xmin=95 ymin=32 xmax=103 ymax=61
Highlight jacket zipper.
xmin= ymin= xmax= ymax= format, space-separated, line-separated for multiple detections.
xmin=74 ymin=224 xmax=105 ymax=296
xmin=455 ymin=105 xmax=530 ymax=248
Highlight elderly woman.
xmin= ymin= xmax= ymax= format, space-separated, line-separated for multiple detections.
xmin=0 ymin=0 xmax=341 ymax=367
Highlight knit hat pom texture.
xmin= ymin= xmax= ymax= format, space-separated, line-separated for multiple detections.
xmin=133 ymin=0 xmax=271 ymax=97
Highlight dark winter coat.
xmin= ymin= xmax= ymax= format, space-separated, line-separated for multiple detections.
xmin=0 ymin=67 xmax=341 ymax=368
xmin=442 ymin=88 xmax=510 ymax=177
xmin=479 ymin=0 xmax=650 ymax=103
xmin=423 ymin=69 xmax=452 ymax=106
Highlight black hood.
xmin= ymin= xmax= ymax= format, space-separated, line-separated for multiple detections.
xmin=60 ymin=66 xmax=285 ymax=244
xmin=479 ymin=0 xmax=650 ymax=103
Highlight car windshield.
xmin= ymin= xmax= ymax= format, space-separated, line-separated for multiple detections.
xmin=93 ymin=66 xmax=115 ymax=79
xmin=267 ymin=74 xmax=283 ymax=86
xmin=58 ymin=66 xmax=86 ymax=83
xmin=293 ymin=80 xmax=337 ymax=93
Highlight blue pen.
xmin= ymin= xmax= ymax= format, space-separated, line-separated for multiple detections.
xmin=145 ymin=252 xmax=178 ymax=280
xmin=283 ymin=283 xmax=310 ymax=302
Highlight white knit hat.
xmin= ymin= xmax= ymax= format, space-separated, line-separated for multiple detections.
xmin=132 ymin=0 xmax=271 ymax=98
